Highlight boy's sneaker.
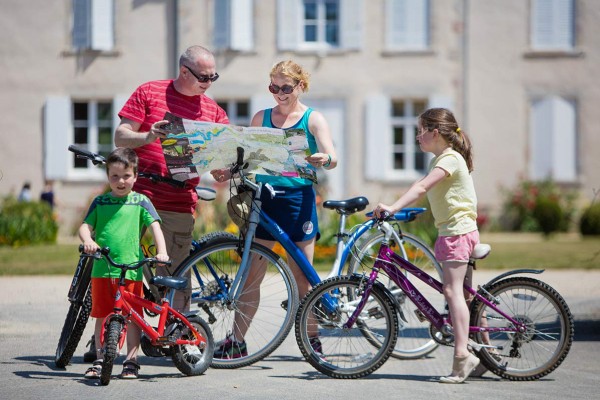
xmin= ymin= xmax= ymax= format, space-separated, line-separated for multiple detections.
xmin=83 ymin=335 xmax=96 ymax=363
xmin=214 ymin=337 xmax=248 ymax=359
xmin=309 ymin=336 xmax=323 ymax=356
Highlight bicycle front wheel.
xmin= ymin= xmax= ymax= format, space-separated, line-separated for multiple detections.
xmin=470 ymin=277 xmax=574 ymax=381
xmin=55 ymin=256 xmax=93 ymax=368
xmin=169 ymin=236 xmax=299 ymax=369
xmin=295 ymin=275 xmax=398 ymax=379
xmin=347 ymin=231 xmax=443 ymax=359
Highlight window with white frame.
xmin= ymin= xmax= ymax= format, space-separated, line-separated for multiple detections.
xmin=72 ymin=0 xmax=115 ymax=51
xmin=303 ymin=0 xmax=340 ymax=47
xmin=72 ymin=101 xmax=114 ymax=167
xmin=530 ymin=0 xmax=574 ymax=51
xmin=365 ymin=96 xmax=433 ymax=181
xmin=213 ymin=0 xmax=254 ymax=51
xmin=277 ymin=0 xmax=362 ymax=52
xmin=44 ymin=96 xmax=124 ymax=180
xmin=385 ymin=0 xmax=430 ymax=51
xmin=216 ymin=99 xmax=251 ymax=126
xmin=529 ymin=96 xmax=577 ymax=181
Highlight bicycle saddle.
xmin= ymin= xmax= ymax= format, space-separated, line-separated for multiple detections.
xmin=471 ymin=243 xmax=491 ymax=260
xmin=323 ymin=196 xmax=369 ymax=214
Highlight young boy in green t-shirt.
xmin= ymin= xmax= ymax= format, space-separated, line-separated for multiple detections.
xmin=78 ymin=147 xmax=169 ymax=380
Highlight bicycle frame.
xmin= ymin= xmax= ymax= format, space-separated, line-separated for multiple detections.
xmin=102 ymin=282 xmax=206 ymax=349
xmin=344 ymin=222 xmax=527 ymax=336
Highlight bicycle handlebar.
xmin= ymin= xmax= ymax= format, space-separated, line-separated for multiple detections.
xmin=79 ymin=245 xmax=171 ymax=271
xmin=365 ymin=208 xmax=426 ymax=223
xmin=68 ymin=145 xmax=216 ymax=200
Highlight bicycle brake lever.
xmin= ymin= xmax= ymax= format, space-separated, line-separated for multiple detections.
xmin=264 ymin=183 xmax=284 ymax=199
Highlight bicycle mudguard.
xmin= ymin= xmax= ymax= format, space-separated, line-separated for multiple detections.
xmin=482 ymin=269 xmax=545 ymax=288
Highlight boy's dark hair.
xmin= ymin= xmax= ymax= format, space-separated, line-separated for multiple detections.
xmin=106 ymin=148 xmax=138 ymax=174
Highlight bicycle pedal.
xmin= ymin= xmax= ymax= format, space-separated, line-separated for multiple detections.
xmin=414 ymin=309 xmax=427 ymax=322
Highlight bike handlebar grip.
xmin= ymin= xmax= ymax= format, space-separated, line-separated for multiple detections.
xmin=236 ymin=146 xmax=244 ymax=166
xmin=68 ymin=145 xmax=94 ymax=158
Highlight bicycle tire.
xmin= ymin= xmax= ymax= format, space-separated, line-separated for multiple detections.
xmin=170 ymin=315 xmax=214 ymax=376
xmin=295 ymin=275 xmax=398 ymax=379
xmin=167 ymin=235 xmax=299 ymax=369
xmin=55 ymin=256 xmax=93 ymax=368
xmin=469 ymin=277 xmax=574 ymax=381
xmin=347 ymin=231 xmax=443 ymax=359
xmin=100 ymin=319 xmax=123 ymax=386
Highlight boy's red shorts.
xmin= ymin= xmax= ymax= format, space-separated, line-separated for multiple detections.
xmin=91 ymin=277 xmax=144 ymax=319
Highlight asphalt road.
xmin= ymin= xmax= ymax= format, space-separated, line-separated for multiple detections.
xmin=0 ymin=271 xmax=598 ymax=400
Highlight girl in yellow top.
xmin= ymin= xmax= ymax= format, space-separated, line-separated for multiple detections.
xmin=374 ymin=107 xmax=479 ymax=383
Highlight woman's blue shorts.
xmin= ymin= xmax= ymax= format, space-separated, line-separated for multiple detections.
xmin=255 ymin=185 xmax=319 ymax=242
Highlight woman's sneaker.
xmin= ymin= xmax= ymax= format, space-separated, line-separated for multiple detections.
xmin=214 ymin=337 xmax=248 ymax=359
xmin=309 ymin=336 xmax=324 ymax=357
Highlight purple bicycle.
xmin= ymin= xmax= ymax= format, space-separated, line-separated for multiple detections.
xmin=295 ymin=215 xmax=574 ymax=379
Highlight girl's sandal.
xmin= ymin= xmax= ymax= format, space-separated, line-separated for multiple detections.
xmin=120 ymin=359 xmax=141 ymax=379
xmin=84 ymin=359 xmax=103 ymax=379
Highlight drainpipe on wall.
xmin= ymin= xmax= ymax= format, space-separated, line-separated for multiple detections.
xmin=172 ymin=0 xmax=179 ymax=78
xmin=461 ymin=0 xmax=469 ymax=128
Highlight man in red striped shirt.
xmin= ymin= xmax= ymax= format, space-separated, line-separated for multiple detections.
xmin=115 ymin=45 xmax=229 ymax=310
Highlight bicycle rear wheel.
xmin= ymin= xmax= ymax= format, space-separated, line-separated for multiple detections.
xmin=347 ymin=231 xmax=443 ymax=359
xmin=168 ymin=234 xmax=299 ymax=369
xmin=470 ymin=277 xmax=574 ymax=381
xmin=295 ymin=275 xmax=398 ymax=379
xmin=55 ymin=256 xmax=93 ymax=368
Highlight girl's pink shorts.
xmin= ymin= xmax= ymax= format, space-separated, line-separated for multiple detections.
xmin=434 ymin=230 xmax=480 ymax=263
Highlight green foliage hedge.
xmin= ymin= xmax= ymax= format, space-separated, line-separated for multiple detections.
xmin=580 ymin=202 xmax=600 ymax=236
xmin=0 ymin=197 xmax=58 ymax=246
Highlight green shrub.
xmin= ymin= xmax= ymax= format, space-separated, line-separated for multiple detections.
xmin=0 ymin=196 xmax=58 ymax=246
xmin=580 ymin=203 xmax=600 ymax=236
xmin=532 ymin=196 xmax=563 ymax=237
xmin=499 ymin=179 xmax=577 ymax=233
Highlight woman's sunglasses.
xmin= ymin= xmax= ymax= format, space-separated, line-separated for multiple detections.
xmin=268 ymin=82 xmax=298 ymax=95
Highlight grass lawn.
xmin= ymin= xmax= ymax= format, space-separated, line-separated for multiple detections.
xmin=1 ymin=233 xmax=599 ymax=276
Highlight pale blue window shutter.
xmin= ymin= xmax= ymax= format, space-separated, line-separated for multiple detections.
xmin=340 ymin=0 xmax=363 ymax=50
xmin=365 ymin=95 xmax=391 ymax=180
xmin=277 ymin=0 xmax=302 ymax=50
xmin=72 ymin=0 xmax=114 ymax=50
xmin=386 ymin=0 xmax=429 ymax=50
xmin=531 ymin=0 xmax=574 ymax=50
xmin=214 ymin=0 xmax=254 ymax=51
xmin=530 ymin=96 xmax=577 ymax=181
xmin=44 ymin=97 xmax=72 ymax=180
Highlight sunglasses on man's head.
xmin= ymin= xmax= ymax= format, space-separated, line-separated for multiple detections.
xmin=268 ymin=83 xmax=298 ymax=95
xmin=184 ymin=65 xmax=219 ymax=83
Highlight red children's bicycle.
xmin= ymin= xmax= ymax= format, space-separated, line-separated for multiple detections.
xmin=83 ymin=248 xmax=214 ymax=385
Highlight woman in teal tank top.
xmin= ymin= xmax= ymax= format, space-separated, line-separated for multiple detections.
xmin=212 ymin=60 xmax=338 ymax=356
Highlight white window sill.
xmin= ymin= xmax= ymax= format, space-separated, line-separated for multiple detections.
xmin=523 ymin=49 xmax=584 ymax=59
xmin=61 ymin=49 xmax=121 ymax=57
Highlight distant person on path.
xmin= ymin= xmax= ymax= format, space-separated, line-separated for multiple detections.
xmin=40 ymin=180 xmax=55 ymax=209
xmin=18 ymin=181 xmax=32 ymax=202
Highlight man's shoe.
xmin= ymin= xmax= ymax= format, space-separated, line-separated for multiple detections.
xmin=214 ymin=337 xmax=248 ymax=359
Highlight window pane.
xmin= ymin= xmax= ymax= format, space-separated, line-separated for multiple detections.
xmin=304 ymin=2 xmax=317 ymax=20
xmin=74 ymin=102 xmax=88 ymax=120
xmin=394 ymin=153 xmax=404 ymax=169
xmin=74 ymin=127 xmax=88 ymax=144
xmin=415 ymin=151 xmax=426 ymax=171
xmin=97 ymin=102 xmax=112 ymax=121
xmin=217 ymin=101 xmax=228 ymax=113
xmin=325 ymin=1 xmax=338 ymax=20
xmin=237 ymin=101 xmax=249 ymax=118
xmin=98 ymin=128 xmax=112 ymax=145
xmin=392 ymin=100 xmax=405 ymax=117
xmin=414 ymin=100 xmax=427 ymax=116
xmin=394 ymin=127 xmax=405 ymax=145
xmin=74 ymin=155 xmax=87 ymax=169
xmin=326 ymin=24 xmax=338 ymax=44
xmin=305 ymin=26 xmax=317 ymax=42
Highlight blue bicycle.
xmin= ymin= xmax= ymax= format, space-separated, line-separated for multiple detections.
xmin=167 ymin=147 xmax=442 ymax=368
